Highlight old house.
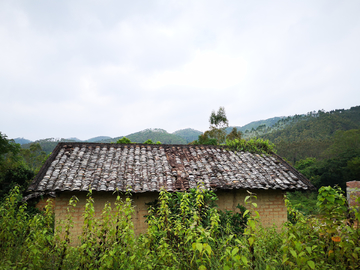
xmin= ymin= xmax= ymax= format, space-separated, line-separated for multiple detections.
xmin=26 ymin=142 xmax=314 ymax=239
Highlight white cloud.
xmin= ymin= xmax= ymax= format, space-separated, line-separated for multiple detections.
xmin=0 ymin=0 xmax=359 ymax=140
xmin=146 ymin=51 xmax=247 ymax=90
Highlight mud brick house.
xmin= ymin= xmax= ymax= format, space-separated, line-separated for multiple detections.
xmin=347 ymin=181 xmax=360 ymax=208
xmin=26 ymin=142 xmax=314 ymax=239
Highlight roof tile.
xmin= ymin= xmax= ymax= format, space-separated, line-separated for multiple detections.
xmin=28 ymin=143 xmax=314 ymax=193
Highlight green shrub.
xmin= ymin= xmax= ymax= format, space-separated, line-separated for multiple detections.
xmin=0 ymin=186 xmax=359 ymax=269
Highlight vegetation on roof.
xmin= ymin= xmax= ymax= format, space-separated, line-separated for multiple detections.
xmin=225 ymin=138 xmax=276 ymax=155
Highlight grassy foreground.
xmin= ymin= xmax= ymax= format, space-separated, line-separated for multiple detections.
xmin=0 ymin=186 xmax=359 ymax=270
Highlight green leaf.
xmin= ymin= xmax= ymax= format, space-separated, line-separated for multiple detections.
xmin=248 ymin=237 xmax=254 ymax=246
xmin=196 ymin=242 xmax=203 ymax=253
xmin=307 ymin=260 xmax=315 ymax=269
xmin=306 ymin=247 xmax=312 ymax=254
xmin=290 ymin=249 xmax=297 ymax=258
xmin=248 ymin=220 xmax=256 ymax=230
xmin=232 ymin=247 xmax=239 ymax=256
xmin=241 ymin=256 xmax=248 ymax=265
xmin=204 ymin=244 xmax=211 ymax=255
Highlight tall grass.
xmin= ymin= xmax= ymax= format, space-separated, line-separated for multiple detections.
xmin=0 ymin=186 xmax=359 ymax=269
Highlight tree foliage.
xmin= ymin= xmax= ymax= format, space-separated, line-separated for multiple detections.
xmin=0 ymin=132 xmax=49 ymax=201
xmin=20 ymin=143 xmax=48 ymax=173
xmin=191 ymin=107 xmax=230 ymax=145
xmin=208 ymin=107 xmax=229 ymax=144
xmin=0 ymin=132 xmax=20 ymax=165
xmin=116 ymin=137 xmax=132 ymax=144
xmin=190 ymin=131 xmax=218 ymax=145
xmin=226 ymin=127 xmax=242 ymax=141
xmin=292 ymin=129 xmax=360 ymax=190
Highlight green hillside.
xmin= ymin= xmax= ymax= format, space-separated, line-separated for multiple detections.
xmin=263 ymin=107 xmax=360 ymax=143
xmin=172 ymin=128 xmax=202 ymax=143
xmin=250 ymin=106 xmax=360 ymax=191
xmin=255 ymin=106 xmax=360 ymax=162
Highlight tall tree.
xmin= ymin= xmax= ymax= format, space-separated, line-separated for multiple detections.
xmin=208 ymin=107 xmax=229 ymax=144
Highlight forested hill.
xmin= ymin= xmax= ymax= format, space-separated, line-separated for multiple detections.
xmin=262 ymin=106 xmax=360 ymax=143
xmin=245 ymin=106 xmax=360 ymax=192
xmin=253 ymin=106 xmax=360 ymax=162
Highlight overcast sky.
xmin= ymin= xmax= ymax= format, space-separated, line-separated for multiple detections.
xmin=1 ymin=0 xmax=359 ymax=141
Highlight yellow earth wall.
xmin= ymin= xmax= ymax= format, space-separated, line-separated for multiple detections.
xmin=36 ymin=189 xmax=287 ymax=245
xmin=216 ymin=189 xmax=287 ymax=228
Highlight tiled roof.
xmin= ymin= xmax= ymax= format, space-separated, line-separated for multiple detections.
xmin=27 ymin=143 xmax=314 ymax=193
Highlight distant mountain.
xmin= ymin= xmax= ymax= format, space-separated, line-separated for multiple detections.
xmin=65 ymin=137 xmax=82 ymax=142
xmin=98 ymin=129 xmax=187 ymax=144
xmin=22 ymin=138 xmax=79 ymax=154
xmin=172 ymin=128 xmax=202 ymax=143
xmin=13 ymin=137 xmax=32 ymax=145
xmin=86 ymin=136 xmax=112 ymax=142
xmin=126 ymin=128 xmax=187 ymax=144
